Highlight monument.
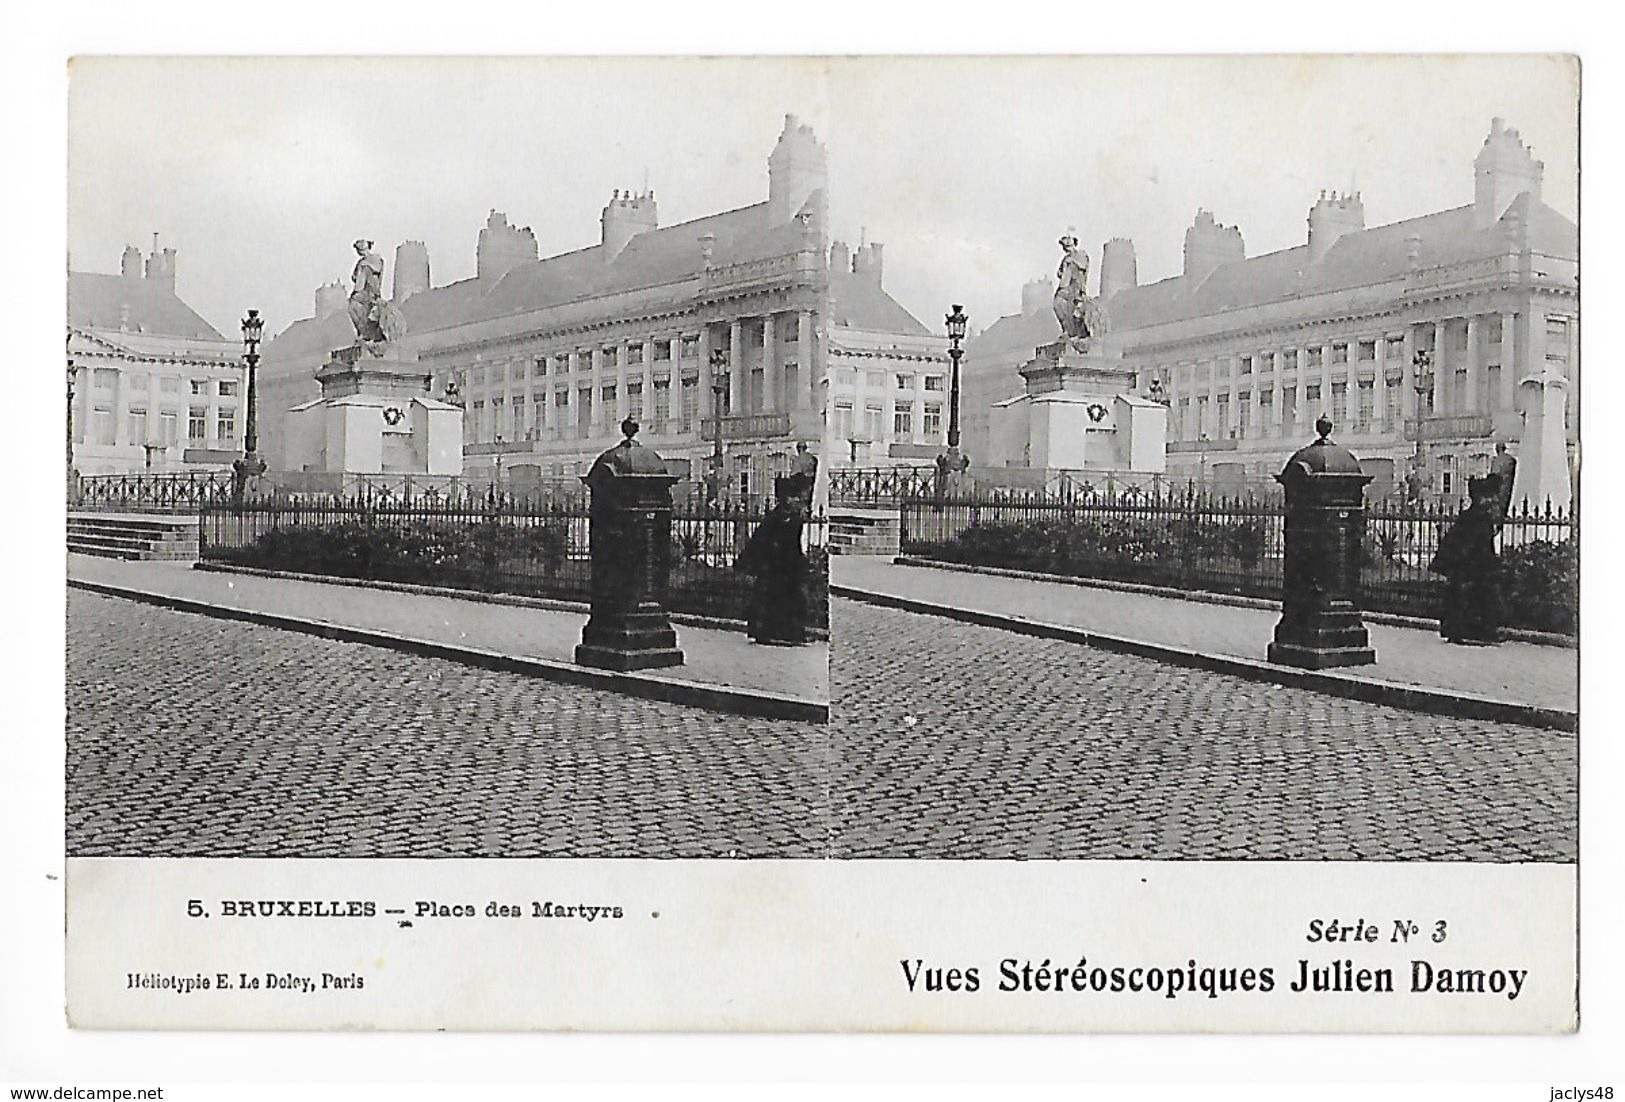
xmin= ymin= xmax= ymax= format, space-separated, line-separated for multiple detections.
xmin=988 ymin=236 xmax=1167 ymax=472
xmin=284 ymin=240 xmax=463 ymax=476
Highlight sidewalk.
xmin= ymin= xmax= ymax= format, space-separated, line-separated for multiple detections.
xmin=68 ymin=555 xmax=828 ymax=722
xmin=831 ymin=557 xmax=1576 ymax=727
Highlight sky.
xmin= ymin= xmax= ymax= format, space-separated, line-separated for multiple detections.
xmin=67 ymin=55 xmax=1578 ymax=343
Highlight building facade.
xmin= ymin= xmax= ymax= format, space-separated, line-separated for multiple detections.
xmin=256 ymin=116 xmax=937 ymax=497
xmin=824 ymin=241 xmax=951 ymax=467
xmin=67 ymin=243 xmax=244 ymax=475
xmin=964 ymin=119 xmax=1578 ymax=503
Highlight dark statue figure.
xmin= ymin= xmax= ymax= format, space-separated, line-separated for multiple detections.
xmin=734 ymin=477 xmax=813 ymax=646
xmin=348 ymin=238 xmax=406 ymax=350
xmin=1053 ymin=234 xmax=1110 ymax=346
xmin=1429 ymin=474 xmax=1505 ymax=645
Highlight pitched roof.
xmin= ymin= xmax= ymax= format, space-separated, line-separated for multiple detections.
xmin=964 ymin=307 xmax=1058 ymax=362
xmin=1107 ymin=193 xmax=1577 ymax=331
xmin=67 ymin=272 xmax=226 ymax=341
xmin=829 ymin=270 xmax=932 ymax=335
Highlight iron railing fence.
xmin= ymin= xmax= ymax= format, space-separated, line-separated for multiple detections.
xmin=828 ymin=466 xmax=1265 ymax=508
xmin=75 ymin=471 xmax=236 ymax=514
xmin=900 ymin=487 xmax=1574 ymax=629
xmin=198 ymin=489 xmax=829 ymax=627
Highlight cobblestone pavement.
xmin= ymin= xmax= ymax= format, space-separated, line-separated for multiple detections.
xmin=68 ymin=592 xmax=1575 ymax=862
xmin=832 ymin=558 xmax=1577 ymax=713
xmin=826 ymin=600 xmax=1576 ymax=862
xmin=67 ymin=592 xmax=831 ymax=859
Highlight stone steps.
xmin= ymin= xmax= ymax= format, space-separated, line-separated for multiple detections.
xmin=828 ymin=513 xmax=901 ymax=557
xmin=67 ymin=512 xmax=200 ymax=562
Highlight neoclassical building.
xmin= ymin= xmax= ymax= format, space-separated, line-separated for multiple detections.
xmin=964 ymin=118 xmax=1578 ymax=503
xmin=67 ymin=242 xmax=244 ymax=475
xmin=257 ymin=115 xmax=940 ymax=496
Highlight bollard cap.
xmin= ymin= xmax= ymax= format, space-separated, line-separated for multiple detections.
xmin=583 ymin=417 xmax=675 ymax=485
xmin=1278 ymin=415 xmax=1364 ymax=483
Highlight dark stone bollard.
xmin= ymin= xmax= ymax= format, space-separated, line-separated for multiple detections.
xmin=575 ymin=418 xmax=685 ymax=671
xmin=1267 ymin=416 xmax=1377 ymax=669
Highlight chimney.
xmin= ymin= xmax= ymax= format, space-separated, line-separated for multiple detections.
xmin=143 ymin=237 xmax=177 ymax=293
xmin=1021 ymin=277 xmax=1055 ymax=316
xmin=1100 ymin=237 xmax=1138 ymax=299
xmin=1474 ymin=117 xmax=1544 ymax=231
xmin=1307 ymin=189 xmax=1365 ymax=263
xmin=767 ymin=113 xmax=828 ymax=225
xmin=600 ymin=188 xmax=659 ymax=260
xmin=393 ymin=240 xmax=430 ymax=302
xmin=315 ymin=280 xmax=348 ymax=319
xmin=852 ymin=241 xmax=884 ymax=286
xmin=120 ymin=245 xmax=142 ymax=279
xmin=1182 ymin=209 xmax=1244 ymax=284
xmin=829 ymin=240 xmax=852 ymax=275
xmin=476 ymin=210 xmax=539 ymax=281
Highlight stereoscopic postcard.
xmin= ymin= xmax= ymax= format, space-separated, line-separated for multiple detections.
xmin=63 ymin=53 xmax=1579 ymax=1032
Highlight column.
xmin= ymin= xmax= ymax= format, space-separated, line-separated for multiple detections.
xmin=568 ymin=350 xmax=584 ymax=439
xmin=1464 ymin=315 xmax=1481 ymax=414
xmin=1500 ymin=311 xmax=1517 ymax=411
xmin=1206 ymin=357 xmax=1219 ymax=437
xmin=615 ymin=342 xmax=631 ymax=421
xmin=1294 ymin=348 xmax=1308 ymax=435
xmin=641 ymin=337 xmax=656 ymax=426
xmin=590 ymin=347 xmax=605 ymax=429
xmin=1320 ymin=342 xmax=1333 ymax=421
xmin=761 ymin=314 xmax=777 ymax=413
xmin=799 ymin=310 xmax=816 ymax=411
xmin=542 ymin=355 xmax=557 ymax=436
xmin=1401 ymin=326 xmax=1417 ymax=420
xmin=1372 ymin=333 xmax=1387 ymax=432
xmin=1432 ymin=320 xmax=1447 ymax=413
xmin=728 ymin=319 xmax=744 ymax=416
xmin=1271 ymin=349 xmax=1285 ymax=438
xmin=1227 ymin=354 xmax=1240 ymax=434
xmin=1249 ymin=353 xmax=1262 ymax=438
xmin=666 ymin=335 xmax=683 ymax=434
xmin=698 ymin=326 xmax=714 ymax=421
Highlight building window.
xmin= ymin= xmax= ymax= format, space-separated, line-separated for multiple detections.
xmin=627 ymin=381 xmax=643 ymax=419
xmin=1331 ymin=344 xmax=1348 ymax=364
xmin=188 ymin=407 xmax=208 ymax=442
xmin=1216 ymin=395 xmax=1230 ymax=434
xmin=1356 ymin=380 xmax=1374 ymax=429
xmin=1239 ymin=356 xmax=1253 ymax=377
xmin=894 ymin=401 xmax=914 ymax=437
xmin=865 ymin=402 xmax=883 ymax=440
xmin=127 ymin=408 xmax=147 ymax=445
xmin=1331 ymin=382 xmax=1348 ymax=425
xmin=923 ymin=403 xmax=943 ymax=438
xmin=1305 ymin=384 xmax=1321 ymax=408
xmin=1439 ymin=455 xmax=1458 ymax=498
xmin=92 ymin=368 xmax=116 ymax=391
xmin=895 ymin=372 xmax=915 ymax=390
xmin=924 ymin=374 xmax=944 ymax=392
xmin=1306 ymin=348 xmax=1323 ymax=368
xmin=1237 ymin=391 xmax=1251 ymax=435
xmin=1281 ymin=390 xmax=1297 ymax=429
xmin=159 ymin=376 xmax=180 ymax=394
xmin=128 ymin=373 xmax=149 ymax=392
xmin=1488 ymin=318 xmax=1504 ymax=345
xmin=93 ymin=408 xmax=115 ymax=446
xmin=1258 ymin=392 xmax=1274 ymax=435
xmin=159 ymin=411 xmax=178 ymax=445
xmin=1486 ymin=365 xmax=1502 ymax=409
xmin=216 ymin=409 xmax=236 ymax=445
xmin=833 ymin=401 xmax=854 ymax=441
xmin=534 ymin=357 xmax=548 ymax=377
xmin=653 ymin=379 xmax=671 ymax=423
xmin=190 ymin=379 xmax=207 ymax=396
xmin=866 ymin=371 xmax=885 ymax=390
xmin=1358 ymin=340 xmax=1376 ymax=362
xmin=512 ymin=395 xmax=527 ymax=436
xmin=218 ymin=380 xmax=239 ymax=397
xmin=1545 ymin=316 xmax=1570 ymax=367
xmin=601 ymin=385 xmax=616 ymax=408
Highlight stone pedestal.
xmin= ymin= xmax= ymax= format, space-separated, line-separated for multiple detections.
xmin=1510 ymin=367 xmax=1572 ymax=513
xmin=575 ymin=419 xmax=685 ymax=671
xmin=989 ymin=339 xmax=1166 ymax=472
xmin=284 ymin=343 xmax=463 ymax=475
xmin=1268 ymin=419 xmax=1377 ymax=669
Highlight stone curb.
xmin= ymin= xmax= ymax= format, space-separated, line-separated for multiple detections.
xmin=192 ymin=561 xmax=831 ymax=642
xmin=832 ymin=584 xmax=1576 ymax=734
xmin=71 ymin=577 xmax=829 ymax=725
xmin=889 ymin=556 xmax=1576 ymax=650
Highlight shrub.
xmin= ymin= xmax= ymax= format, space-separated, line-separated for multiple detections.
xmin=1500 ymin=538 xmax=1578 ymax=636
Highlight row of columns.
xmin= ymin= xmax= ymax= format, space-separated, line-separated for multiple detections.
xmin=464 ymin=309 xmax=818 ymax=443
xmin=1162 ymin=310 xmax=1525 ymax=442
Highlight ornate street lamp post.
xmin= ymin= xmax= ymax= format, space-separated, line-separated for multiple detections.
xmin=707 ymin=347 xmax=728 ymax=505
xmin=66 ymin=355 xmax=79 ymax=502
xmin=936 ymin=304 xmax=969 ymax=494
xmin=1409 ymin=348 xmax=1434 ymax=501
xmin=232 ymin=309 xmax=267 ymax=507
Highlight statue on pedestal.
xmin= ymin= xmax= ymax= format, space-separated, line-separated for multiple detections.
xmin=1053 ymin=235 xmax=1110 ymax=348
xmin=348 ymin=239 xmax=406 ymax=352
